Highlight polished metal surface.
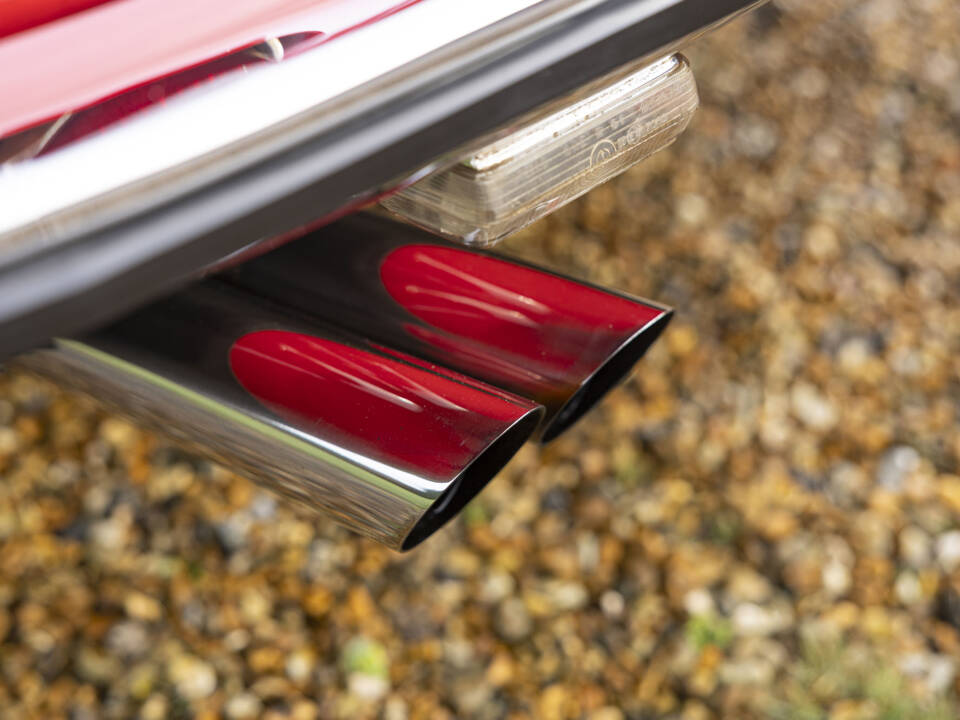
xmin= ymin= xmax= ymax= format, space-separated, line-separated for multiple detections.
xmin=225 ymin=215 xmax=673 ymax=442
xmin=18 ymin=283 xmax=542 ymax=549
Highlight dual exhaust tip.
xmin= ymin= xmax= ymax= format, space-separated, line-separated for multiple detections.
xmin=230 ymin=327 xmax=544 ymax=551
xmin=23 ymin=215 xmax=671 ymax=549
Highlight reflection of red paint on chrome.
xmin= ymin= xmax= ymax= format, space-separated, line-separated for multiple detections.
xmin=38 ymin=41 xmax=308 ymax=156
xmin=379 ymin=244 xmax=665 ymax=378
xmin=370 ymin=340 xmax=532 ymax=404
xmin=230 ymin=330 xmax=530 ymax=477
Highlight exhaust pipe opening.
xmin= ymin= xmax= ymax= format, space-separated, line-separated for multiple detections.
xmin=402 ymin=407 xmax=540 ymax=550
xmin=544 ymin=310 xmax=672 ymax=443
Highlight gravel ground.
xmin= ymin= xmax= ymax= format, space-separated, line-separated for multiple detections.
xmin=2 ymin=1 xmax=960 ymax=718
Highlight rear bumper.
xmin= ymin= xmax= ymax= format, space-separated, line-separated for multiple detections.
xmin=0 ymin=0 xmax=762 ymax=358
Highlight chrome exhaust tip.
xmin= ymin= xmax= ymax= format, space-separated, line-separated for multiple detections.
xmin=19 ymin=282 xmax=543 ymax=550
xmin=543 ymin=308 xmax=672 ymax=442
xmin=224 ymin=214 xmax=672 ymax=442
xmin=400 ymin=407 xmax=538 ymax=550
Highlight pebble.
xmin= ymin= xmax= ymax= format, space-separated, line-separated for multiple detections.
xmin=285 ymin=648 xmax=317 ymax=686
xmin=821 ymin=562 xmax=852 ymax=598
xmin=733 ymin=114 xmax=781 ymax=160
xmin=496 ymin=598 xmax=533 ymax=641
xmin=543 ymin=580 xmax=589 ymax=612
xmin=894 ymin=572 xmax=923 ymax=606
xmin=791 ymin=383 xmax=838 ymax=432
xmin=725 ymin=567 xmax=773 ymax=605
xmin=936 ymin=531 xmax=960 ymax=572
xmin=90 ymin=514 xmax=131 ymax=551
xmin=348 ymin=673 xmax=390 ymax=701
xmin=684 ymin=589 xmax=716 ymax=617
xmin=852 ymin=513 xmax=894 ymax=556
xmin=720 ymin=658 xmax=775 ymax=686
xmin=341 ymin=636 xmax=389 ymax=700
xmin=732 ymin=603 xmax=794 ymax=637
xmin=876 ymin=446 xmax=920 ymax=491
xmin=76 ymin=646 xmax=120 ymax=684
xmin=451 ymin=675 xmax=493 ymax=715
xmin=479 ymin=570 xmax=516 ymax=603
xmin=899 ymin=653 xmax=957 ymax=695
xmin=827 ymin=463 xmax=870 ymax=508
xmin=538 ymin=685 xmax=573 ymax=720
xmin=105 ymin=621 xmax=150 ymax=657
xmin=899 ymin=526 xmax=932 ymax=568
xmin=124 ymin=592 xmax=163 ymax=622
xmin=168 ymin=655 xmax=217 ymax=701
xmin=383 ymin=697 xmax=409 ymax=720
xmin=139 ymin=694 xmax=169 ymax=720
xmin=225 ymin=693 xmax=263 ymax=720
xmin=588 ymin=708 xmax=625 ymax=720
xmin=600 ymin=590 xmax=625 ymax=618
xmin=239 ymin=587 xmax=273 ymax=623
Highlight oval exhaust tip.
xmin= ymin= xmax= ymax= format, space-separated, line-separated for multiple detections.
xmin=402 ymin=406 xmax=542 ymax=550
xmin=541 ymin=309 xmax=673 ymax=444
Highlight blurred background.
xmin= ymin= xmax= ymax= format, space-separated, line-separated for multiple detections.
xmin=2 ymin=0 xmax=959 ymax=718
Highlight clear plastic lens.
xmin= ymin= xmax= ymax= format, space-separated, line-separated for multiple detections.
xmin=380 ymin=54 xmax=699 ymax=246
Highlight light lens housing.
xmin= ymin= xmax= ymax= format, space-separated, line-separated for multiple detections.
xmin=380 ymin=54 xmax=699 ymax=246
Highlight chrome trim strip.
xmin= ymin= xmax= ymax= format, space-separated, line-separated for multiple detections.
xmin=0 ymin=0 xmax=549 ymax=248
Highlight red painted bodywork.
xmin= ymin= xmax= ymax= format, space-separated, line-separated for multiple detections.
xmin=379 ymin=244 xmax=665 ymax=387
xmin=230 ymin=330 xmax=533 ymax=478
xmin=0 ymin=0 xmax=422 ymax=140
xmin=0 ymin=0 xmax=113 ymax=39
